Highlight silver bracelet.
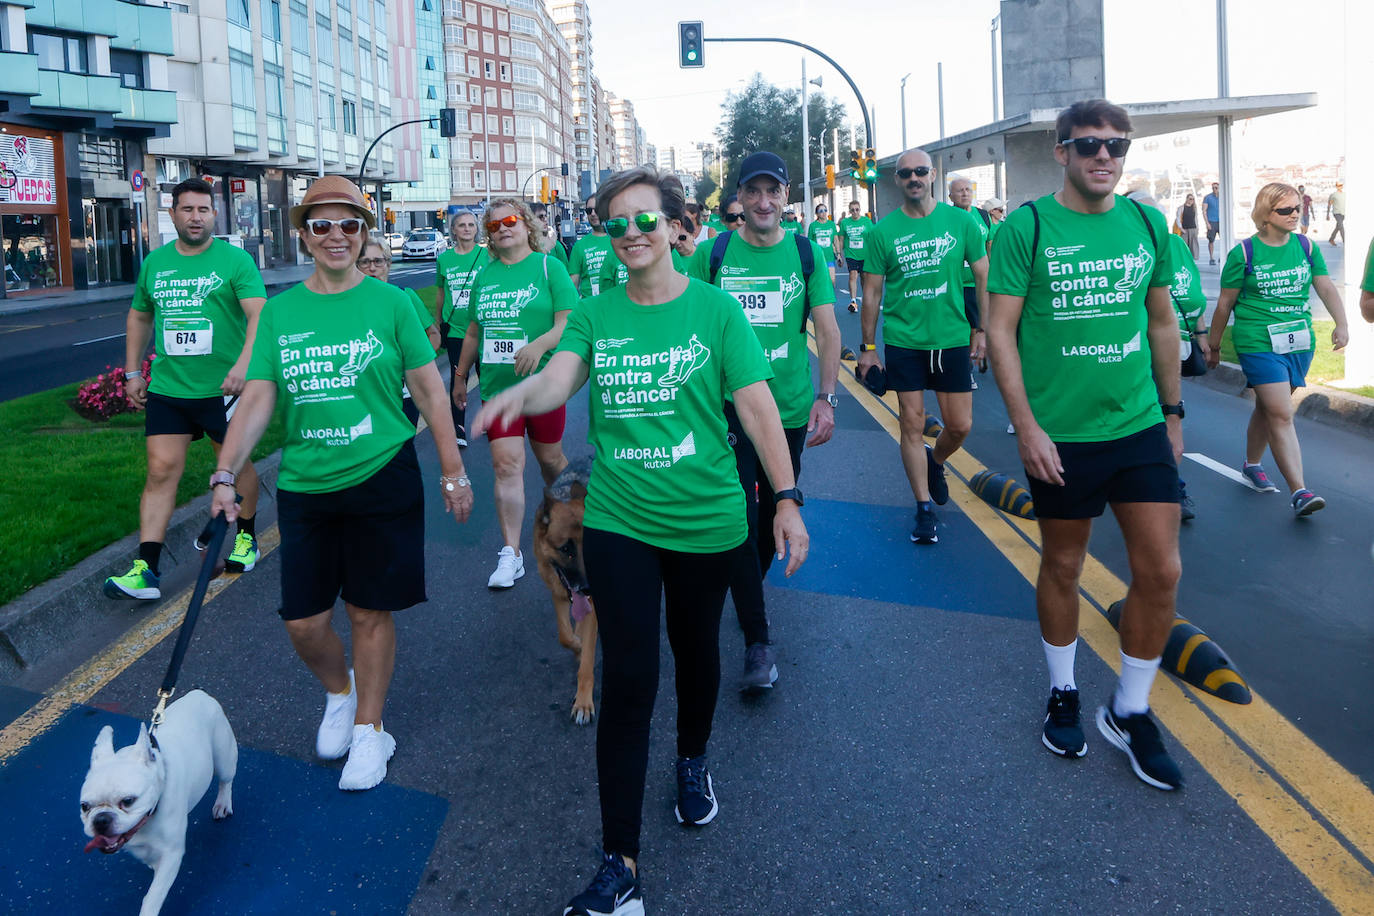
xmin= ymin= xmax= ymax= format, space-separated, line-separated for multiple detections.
xmin=440 ymin=475 xmax=470 ymax=492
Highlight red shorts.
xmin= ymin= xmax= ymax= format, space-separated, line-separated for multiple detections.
xmin=486 ymin=404 xmax=566 ymax=443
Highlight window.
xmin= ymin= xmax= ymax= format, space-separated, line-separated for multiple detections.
xmin=466 ymin=57 xmax=479 ymax=76
xmin=451 ymin=109 xmax=468 ymax=130
xmin=29 ymin=29 xmax=88 ymax=73
xmin=262 ymin=0 xmax=282 ymax=41
xmin=484 ymin=87 xmax=496 ymax=106
xmin=320 ymin=90 xmax=336 ymax=129
xmin=500 ymin=89 xmax=512 ymax=108
xmin=443 ymin=0 xmax=464 ymax=18
xmin=503 ymin=143 xmax=515 ymax=162
xmin=480 ymin=6 xmax=493 ymax=26
xmin=445 ymin=50 xmax=465 ymax=71
xmin=340 ymin=36 xmax=354 ymax=74
xmin=342 ymin=99 xmax=357 ymax=134
xmin=452 ymin=137 xmax=469 ymax=157
xmin=512 ymin=63 xmax=540 ymax=87
xmin=502 ymin=116 xmax=514 ymax=134
xmin=466 ymin=27 xmax=477 ymax=47
xmin=498 ymin=36 xmax=509 ymax=55
xmin=469 ymin=85 xmax=480 ymax=102
xmin=497 ymin=10 xmax=508 ymax=29
xmin=473 ymin=169 xmax=484 ymax=189
xmin=109 ymin=50 xmax=144 ymax=88
xmin=487 ymin=141 xmax=499 ymax=161
xmin=486 ymin=114 xmax=498 ymax=133
xmin=472 ymin=142 xmax=483 ymax=160
xmin=482 ymin=32 xmax=494 ymax=53
xmin=510 ymin=38 xmax=540 ymax=61
xmin=227 ymin=0 xmax=251 ymax=27
xmin=445 ymin=24 xmax=463 ymax=43
xmin=505 ymin=170 xmax=516 ymax=190
xmin=465 ymin=3 xmax=477 ymax=21
xmin=490 ymin=172 xmax=501 ymax=190
xmin=483 ymin=59 xmax=494 ymax=78
xmin=510 ymin=14 xmax=536 ymax=35
xmin=499 ymin=62 xmax=509 ymax=82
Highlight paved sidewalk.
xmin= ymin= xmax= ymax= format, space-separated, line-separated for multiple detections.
xmin=0 ymin=263 xmax=318 ymax=317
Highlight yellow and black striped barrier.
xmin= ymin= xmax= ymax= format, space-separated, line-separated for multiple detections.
xmin=1107 ymin=600 xmax=1252 ymax=705
xmin=968 ymin=469 xmax=1035 ymax=520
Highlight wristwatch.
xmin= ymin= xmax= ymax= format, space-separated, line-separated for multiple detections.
xmin=859 ymin=343 xmax=877 ymax=352
xmin=1160 ymin=401 xmax=1185 ymax=419
xmin=441 ymin=475 xmax=470 ymax=492
xmin=208 ymin=470 xmax=236 ymax=490
xmin=816 ymin=392 xmax=839 ymax=408
xmin=774 ymin=487 xmax=804 ymax=507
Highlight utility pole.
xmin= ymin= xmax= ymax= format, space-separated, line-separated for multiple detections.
xmin=801 ymin=57 xmax=811 ymax=229
xmin=990 ymin=16 xmax=1001 ymax=121
xmin=900 ymin=72 xmax=911 ymax=151
xmin=1216 ymin=0 xmax=1233 ymax=259
xmin=937 ymin=62 xmax=946 ymax=139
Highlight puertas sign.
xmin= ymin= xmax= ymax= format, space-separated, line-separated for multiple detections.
xmin=0 ymin=135 xmax=57 ymax=207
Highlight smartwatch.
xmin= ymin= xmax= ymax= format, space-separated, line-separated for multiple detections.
xmin=816 ymin=392 xmax=839 ymax=408
xmin=774 ymin=487 xmax=804 ymax=507
xmin=1160 ymin=401 xmax=1185 ymax=419
xmin=859 ymin=343 xmax=877 ymax=352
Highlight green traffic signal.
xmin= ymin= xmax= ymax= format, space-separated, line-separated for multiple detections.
xmin=678 ymin=21 xmax=704 ymax=68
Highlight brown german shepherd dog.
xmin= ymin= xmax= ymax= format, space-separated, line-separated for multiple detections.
xmin=533 ymin=457 xmax=598 ymax=724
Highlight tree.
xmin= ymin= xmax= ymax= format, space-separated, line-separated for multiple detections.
xmin=714 ymin=73 xmax=855 ymax=200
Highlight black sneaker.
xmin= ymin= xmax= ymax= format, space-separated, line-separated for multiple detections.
xmin=740 ymin=643 xmax=778 ymax=691
xmin=563 ymin=852 xmax=643 ymax=916
xmin=910 ymin=503 xmax=938 ymax=544
xmin=674 ymin=756 xmax=718 ymax=826
xmin=925 ymin=444 xmax=949 ymax=505
xmin=1096 ymin=706 xmax=1183 ymax=790
xmin=1042 ymin=687 xmax=1087 ymax=758
xmin=1178 ymin=479 xmax=1196 ymax=522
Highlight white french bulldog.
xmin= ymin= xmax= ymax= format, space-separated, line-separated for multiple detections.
xmin=79 ymin=690 xmax=238 ymax=916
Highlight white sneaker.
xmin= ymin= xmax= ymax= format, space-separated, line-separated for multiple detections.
xmin=487 ymin=546 xmax=525 ymax=588
xmin=338 ymin=723 xmax=396 ymax=791
xmin=315 ymin=670 xmax=356 ymax=760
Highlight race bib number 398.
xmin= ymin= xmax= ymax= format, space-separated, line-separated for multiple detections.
xmin=721 ymin=276 xmax=784 ymax=325
xmin=162 ymin=317 xmax=213 ymax=356
xmin=483 ymin=332 xmax=527 ymax=364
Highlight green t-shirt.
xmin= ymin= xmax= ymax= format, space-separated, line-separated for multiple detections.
xmin=555 ymin=279 xmax=772 ymax=552
xmin=1220 ymin=234 xmax=1327 ymax=354
xmin=706 ymin=214 xmax=725 ymax=234
xmin=247 ymin=277 xmax=435 ymax=493
xmin=1362 ymin=237 xmax=1374 ymax=293
xmin=435 ymin=245 xmax=490 ymax=333
xmin=807 ymin=220 xmax=838 ymax=257
xmin=988 ymin=220 xmax=1003 ymax=248
xmin=688 ymin=232 xmax=835 ymax=427
xmin=597 ymin=250 xmax=630 ymax=291
xmin=671 ymin=249 xmax=690 ymax=275
xmin=469 ymin=251 xmax=577 ymax=399
xmin=131 ymin=238 xmax=267 ymax=399
xmin=569 ymin=232 xmax=615 ymax=297
xmin=839 ymin=216 xmax=874 ymax=258
xmin=954 ymin=206 xmax=991 ymax=287
xmin=783 ymin=222 xmax=800 ymax=234
xmin=546 ymin=240 xmax=570 ymax=268
xmin=1166 ymin=234 xmax=1206 ymax=341
xmin=987 ymin=193 xmax=1172 ymax=443
xmin=863 ymin=203 xmax=987 ymax=350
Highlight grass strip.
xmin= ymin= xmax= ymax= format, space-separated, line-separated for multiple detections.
xmin=1216 ymin=320 xmax=1374 ymax=398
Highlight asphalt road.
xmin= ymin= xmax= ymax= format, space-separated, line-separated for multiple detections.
xmin=1 ymin=274 xmax=1371 ymax=913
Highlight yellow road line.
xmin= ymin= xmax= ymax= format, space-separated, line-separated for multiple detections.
xmin=0 ymin=525 xmax=280 ymax=764
xmin=830 ymin=350 xmax=1374 ymax=912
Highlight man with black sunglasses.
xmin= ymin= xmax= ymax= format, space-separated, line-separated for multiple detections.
xmin=838 ymin=199 xmax=874 ymax=312
xmin=568 ymin=194 xmax=613 ymax=297
xmin=986 ymin=99 xmax=1186 ymax=792
xmin=857 ymin=149 xmax=988 ymax=545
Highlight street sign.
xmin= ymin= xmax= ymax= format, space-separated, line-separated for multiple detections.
xmin=130 ymin=170 xmax=145 ymax=192
xmin=230 ymin=178 xmax=246 ymax=194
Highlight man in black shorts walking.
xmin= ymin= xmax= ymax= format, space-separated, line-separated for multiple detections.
xmin=986 ymin=99 xmax=1186 ymax=790
xmin=857 ymin=148 xmax=988 ymax=544
xmin=104 ymin=179 xmax=265 ymax=600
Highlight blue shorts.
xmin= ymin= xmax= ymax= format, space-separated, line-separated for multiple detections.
xmin=1238 ymin=350 xmax=1312 ymax=388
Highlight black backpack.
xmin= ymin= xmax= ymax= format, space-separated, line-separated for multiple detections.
xmin=707 ymin=230 xmax=817 ymax=331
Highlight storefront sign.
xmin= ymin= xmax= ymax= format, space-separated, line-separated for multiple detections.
xmin=0 ymin=134 xmax=57 ymax=206
xmin=230 ymin=178 xmax=246 ymax=194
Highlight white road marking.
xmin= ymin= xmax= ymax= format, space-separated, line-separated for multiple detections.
xmin=72 ymin=332 xmax=126 ymax=347
xmin=1184 ymin=452 xmax=1250 ymax=486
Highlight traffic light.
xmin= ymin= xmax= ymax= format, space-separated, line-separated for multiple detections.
xmin=551 ymin=189 xmax=560 ymax=204
xmin=825 ymin=164 xmax=835 ymax=190
xmin=678 ymin=21 xmax=704 ymax=68
xmin=540 ymin=175 xmax=550 ymax=203
xmin=863 ymin=148 xmax=879 ymax=183
xmin=560 ymin=162 xmax=570 ymax=177
xmin=439 ymin=108 xmax=457 ymax=137
xmin=848 ymin=149 xmax=862 ymax=182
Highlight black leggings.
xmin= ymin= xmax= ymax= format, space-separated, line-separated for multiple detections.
xmin=443 ymin=336 xmax=468 ymax=434
xmin=583 ymin=526 xmax=736 ymax=860
xmin=723 ymin=402 xmax=807 ymax=646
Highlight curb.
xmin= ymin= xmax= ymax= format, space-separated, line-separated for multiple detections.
xmin=0 ymin=451 xmax=282 ymax=682
xmin=1192 ymin=361 xmax=1374 ymax=434
xmin=0 ymin=278 xmax=305 ymax=318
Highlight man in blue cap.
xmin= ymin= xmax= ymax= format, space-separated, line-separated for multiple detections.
xmin=689 ymin=151 xmax=841 ymax=691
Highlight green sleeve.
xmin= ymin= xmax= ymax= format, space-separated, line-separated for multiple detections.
xmin=555 ymin=295 xmax=594 ymax=360
xmin=687 ymin=242 xmax=712 ymax=282
xmin=246 ymin=299 xmax=278 ymax=381
xmin=435 ymin=257 xmax=450 ymax=320
xmin=131 ymin=257 xmax=154 ymax=312
xmin=962 ymin=213 xmax=987 ymax=267
xmin=804 ymin=239 xmax=836 ymax=305
xmin=1362 ymin=238 xmax=1374 ymax=293
xmin=1145 ymin=208 xmax=1172 ymax=287
xmin=1219 ymin=243 xmax=1245 ymax=290
xmin=861 ymin=224 xmax=886 ymax=274
xmin=550 ymin=242 xmax=570 ymax=267
xmin=569 ymin=239 xmax=587 ymax=277
xmin=394 ymin=290 xmax=436 ymax=371
xmin=986 ymin=208 xmax=1033 ymax=297
xmin=548 ymin=255 xmax=579 ymax=313
xmin=406 ymin=287 xmax=434 ymax=329
xmin=232 ymin=247 xmax=268 ymax=300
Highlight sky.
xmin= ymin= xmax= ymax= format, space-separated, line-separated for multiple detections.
xmin=588 ymin=0 xmax=1348 ymax=173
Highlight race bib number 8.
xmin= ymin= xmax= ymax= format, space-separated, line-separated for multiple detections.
xmin=483 ymin=332 xmax=527 ymax=364
xmin=721 ymin=276 xmax=784 ymax=325
xmin=1267 ymin=319 xmax=1311 ymax=355
xmin=163 ymin=317 xmax=213 ymax=356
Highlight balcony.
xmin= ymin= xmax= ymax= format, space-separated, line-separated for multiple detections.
xmin=118 ymin=87 xmax=177 ymax=124
xmin=31 ymin=71 xmax=122 ymax=114
xmin=0 ymin=51 xmax=41 ymax=98
xmin=24 ymin=0 xmax=117 ymax=36
xmin=111 ymin=0 xmax=174 ymax=55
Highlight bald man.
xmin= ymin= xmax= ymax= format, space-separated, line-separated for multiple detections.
xmin=949 ymin=176 xmax=993 ymax=347
xmin=858 ymin=150 xmax=988 ymax=544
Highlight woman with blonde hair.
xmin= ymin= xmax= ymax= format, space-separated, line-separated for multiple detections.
xmin=1208 ymin=181 xmax=1350 ymax=517
xmin=453 ymin=198 xmax=577 ymax=587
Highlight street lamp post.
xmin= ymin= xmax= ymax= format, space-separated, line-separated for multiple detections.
xmin=899 ymin=72 xmax=911 ymax=151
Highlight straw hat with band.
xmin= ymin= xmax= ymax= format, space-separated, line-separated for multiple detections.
xmin=289 ymin=175 xmax=376 ymax=231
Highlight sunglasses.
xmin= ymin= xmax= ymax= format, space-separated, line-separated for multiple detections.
xmin=723 ymin=212 xmax=745 ymax=223
xmin=306 ymin=217 xmax=365 ymax=236
xmin=1271 ymin=205 xmax=1301 ymax=216
xmin=1059 ymin=136 xmax=1132 ymax=158
xmin=896 ymin=166 xmax=932 ymax=179
xmin=485 ymin=214 xmax=521 ymax=233
xmin=604 ymin=212 xmax=664 ymax=238
xmin=584 ymin=206 xmax=597 ymax=213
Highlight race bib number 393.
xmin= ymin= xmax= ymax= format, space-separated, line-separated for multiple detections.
xmin=721 ymin=276 xmax=784 ymax=325
xmin=163 ymin=317 xmax=213 ymax=356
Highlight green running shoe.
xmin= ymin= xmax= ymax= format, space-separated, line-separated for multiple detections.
xmin=225 ymin=531 xmax=259 ymax=572
xmin=103 ymin=559 xmax=161 ymax=600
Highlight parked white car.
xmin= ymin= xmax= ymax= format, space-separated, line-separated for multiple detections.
xmin=401 ymin=229 xmax=448 ymax=260
xmin=385 ymin=232 xmax=405 ymax=252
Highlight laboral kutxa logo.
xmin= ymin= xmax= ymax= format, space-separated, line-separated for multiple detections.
xmin=613 ymin=431 xmax=697 ymax=469
xmin=1062 ymin=330 xmax=1143 ymax=363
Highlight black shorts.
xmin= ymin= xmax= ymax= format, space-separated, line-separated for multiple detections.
xmin=275 ymin=440 xmax=427 ymax=620
xmin=1026 ymin=423 xmax=1178 ymax=520
xmin=845 ymin=257 xmax=864 ymax=273
xmin=144 ymin=391 xmax=231 ymax=442
xmin=885 ymin=344 xmax=973 ymax=393
xmin=1206 ymin=221 xmax=1220 ymax=241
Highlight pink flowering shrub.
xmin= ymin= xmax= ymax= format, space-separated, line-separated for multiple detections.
xmin=72 ymin=354 xmax=155 ymax=421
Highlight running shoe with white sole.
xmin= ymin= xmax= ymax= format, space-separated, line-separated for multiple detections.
xmin=674 ymin=756 xmax=719 ymax=826
xmin=338 ymin=723 xmax=396 ymax=791
xmin=1240 ymin=463 xmax=1279 ymax=493
xmin=102 ymin=560 xmax=161 ymax=600
xmin=225 ymin=531 xmax=259 ymax=572
xmin=455 ymin=426 xmax=468 ymax=449
xmin=316 ymin=670 xmax=357 ymax=760
xmin=1096 ymin=706 xmax=1183 ymax=790
xmin=1291 ymin=488 xmax=1325 ymax=517
xmin=740 ymin=643 xmax=778 ymax=690
xmin=911 ymin=503 xmax=939 ymax=544
xmin=1042 ymin=687 xmax=1087 ymax=758
xmin=563 ymin=852 xmax=644 ymax=916
xmin=488 ymin=546 xmax=525 ymax=588
xmin=925 ymin=444 xmax=949 ymax=506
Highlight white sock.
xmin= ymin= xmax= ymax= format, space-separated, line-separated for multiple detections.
xmin=1042 ymin=638 xmax=1077 ymax=691
xmin=1112 ymin=651 xmax=1162 ymax=717
xmin=1244 ymin=461 xmax=1262 ymax=468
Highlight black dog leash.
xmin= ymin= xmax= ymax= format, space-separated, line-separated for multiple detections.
xmin=149 ymin=508 xmax=231 ymax=733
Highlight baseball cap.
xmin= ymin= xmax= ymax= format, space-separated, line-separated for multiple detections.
xmin=289 ymin=175 xmax=376 ymax=230
xmin=984 ymin=197 xmax=1005 ymax=210
xmin=736 ymin=151 xmax=789 ymax=188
